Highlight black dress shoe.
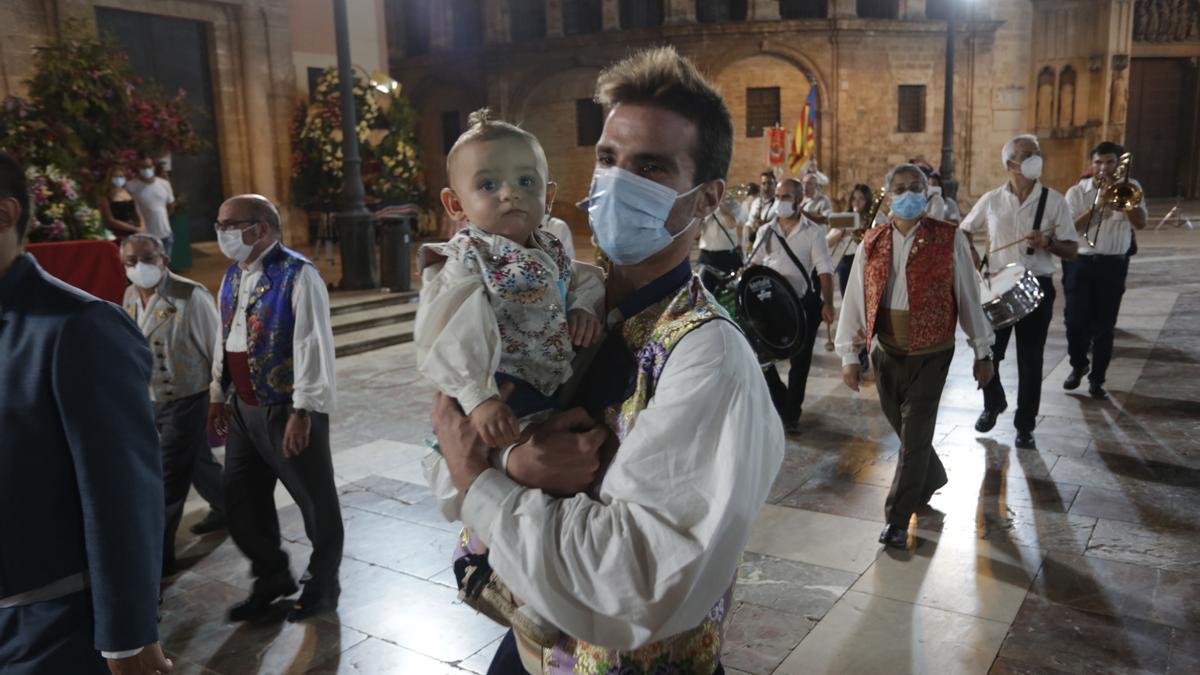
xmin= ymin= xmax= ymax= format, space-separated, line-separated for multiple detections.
xmin=227 ymin=573 xmax=298 ymax=622
xmin=878 ymin=525 xmax=909 ymax=549
xmin=1089 ymin=383 xmax=1110 ymax=401
xmin=190 ymin=510 xmax=228 ymax=535
xmin=1063 ymin=366 xmax=1089 ymax=391
xmin=287 ymin=584 xmax=340 ymax=623
xmin=782 ymin=419 xmax=801 ymax=435
xmin=974 ymin=403 xmax=1007 ymax=432
xmin=1015 ymin=431 xmax=1037 ymax=450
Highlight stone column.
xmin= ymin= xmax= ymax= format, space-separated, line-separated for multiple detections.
xmin=602 ymin=0 xmax=620 ymax=30
xmin=903 ymin=0 xmax=927 ymax=20
xmin=237 ymin=2 xmax=276 ymax=198
xmin=749 ymin=0 xmax=781 ymax=21
xmin=546 ymin=0 xmax=564 ymax=36
xmin=664 ymin=0 xmax=696 ymax=25
xmin=430 ymin=1 xmax=449 ymax=50
xmin=831 ymin=0 xmax=858 ymax=19
xmin=485 ymin=0 xmax=509 ymax=45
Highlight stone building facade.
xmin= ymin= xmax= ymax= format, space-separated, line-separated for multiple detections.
xmin=390 ymin=0 xmax=1200 ymax=237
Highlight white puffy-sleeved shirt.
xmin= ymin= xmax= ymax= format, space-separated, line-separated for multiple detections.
xmin=414 ymin=225 xmax=605 ymax=414
xmin=425 ymin=286 xmax=784 ymax=649
xmin=1065 ymin=176 xmax=1147 ymax=256
xmin=959 ymin=181 xmax=1079 ymax=276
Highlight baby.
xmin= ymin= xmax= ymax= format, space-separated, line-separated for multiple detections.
xmin=415 ymin=108 xmax=604 ymax=652
xmin=416 ymin=108 xmax=603 ymax=445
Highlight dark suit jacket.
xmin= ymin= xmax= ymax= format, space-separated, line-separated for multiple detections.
xmin=0 ymin=253 xmax=163 ymax=653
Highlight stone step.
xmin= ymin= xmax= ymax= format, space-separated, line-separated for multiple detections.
xmin=329 ymin=289 xmax=418 ymax=317
xmin=334 ymin=319 xmax=415 ymax=359
xmin=331 ymin=302 xmax=418 ymax=336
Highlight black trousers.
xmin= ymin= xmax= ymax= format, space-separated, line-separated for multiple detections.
xmin=155 ymin=390 xmax=219 ymax=568
xmin=874 ymin=347 xmax=954 ymax=528
xmin=0 ymin=591 xmax=108 ymax=674
xmin=486 ymin=630 xmax=727 ymax=675
xmin=697 ymin=248 xmax=741 ymax=292
xmin=763 ymin=294 xmax=823 ymax=423
xmin=982 ymin=275 xmax=1056 ymax=433
xmin=1063 ymin=255 xmax=1129 ymax=386
xmin=224 ymin=397 xmax=343 ymax=597
xmin=835 ymin=254 xmax=855 ymax=296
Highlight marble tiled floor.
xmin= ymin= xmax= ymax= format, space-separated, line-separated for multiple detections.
xmin=164 ymin=228 xmax=1200 ymax=674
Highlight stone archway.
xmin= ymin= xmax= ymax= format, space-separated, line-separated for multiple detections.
xmin=707 ymin=50 xmax=827 ymax=194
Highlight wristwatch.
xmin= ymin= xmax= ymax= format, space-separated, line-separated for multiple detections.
xmin=292 ymin=408 xmax=310 ymax=419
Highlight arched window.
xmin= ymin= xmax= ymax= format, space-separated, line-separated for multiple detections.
xmin=1035 ymin=67 xmax=1055 ymax=129
xmin=780 ymin=0 xmax=828 ymax=19
xmin=564 ymin=0 xmax=603 ymax=35
xmin=450 ymin=0 xmax=484 ymax=48
xmin=621 ymin=0 xmax=665 ymax=29
xmin=1057 ymin=65 xmax=1077 ymax=129
xmin=857 ymin=0 xmax=898 ymax=19
xmin=510 ymin=0 xmax=547 ymax=42
xmin=696 ymin=0 xmax=749 ymax=23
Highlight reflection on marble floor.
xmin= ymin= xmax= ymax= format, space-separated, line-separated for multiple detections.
xmin=164 ymin=229 xmax=1200 ymax=674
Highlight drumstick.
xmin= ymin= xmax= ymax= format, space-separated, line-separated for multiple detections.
xmin=825 ymin=322 xmax=835 ymax=352
xmin=988 ymin=223 xmax=1061 ymax=255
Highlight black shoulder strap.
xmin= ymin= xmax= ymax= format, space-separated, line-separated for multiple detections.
xmin=1025 ymin=187 xmax=1049 ymax=255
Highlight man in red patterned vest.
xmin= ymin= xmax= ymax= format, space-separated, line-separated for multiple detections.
xmin=834 ymin=164 xmax=995 ymax=549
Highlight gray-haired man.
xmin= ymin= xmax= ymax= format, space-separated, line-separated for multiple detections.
xmin=120 ymin=234 xmax=226 ymax=575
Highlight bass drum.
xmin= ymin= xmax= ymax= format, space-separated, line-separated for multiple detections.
xmin=735 ymin=265 xmax=807 ymax=363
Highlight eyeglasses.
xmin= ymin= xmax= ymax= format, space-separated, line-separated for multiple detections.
xmin=213 ymin=219 xmax=261 ymax=232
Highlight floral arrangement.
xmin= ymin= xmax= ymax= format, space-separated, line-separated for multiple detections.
xmin=0 ymin=20 xmax=203 ymax=208
xmin=24 ymin=165 xmax=106 ymax=243
xmin=290 ymin=67 xmax=425 ymax=211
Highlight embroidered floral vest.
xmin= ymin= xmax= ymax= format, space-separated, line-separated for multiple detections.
xmin=861 ymin=217 xmax=958 ymax=352
xmin=454 ymin=276 xmax=737 ymax=675
xmin=219 ymin=245 xmax=309 ymax=405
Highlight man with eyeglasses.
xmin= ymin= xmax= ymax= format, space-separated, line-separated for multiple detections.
xmin=206 ymin=195 xmax=342 ymax=623
xmin=836 ymin=163 xmax=994 ymax=550
xmin=120 ymin=233 xmax=226 ymax=577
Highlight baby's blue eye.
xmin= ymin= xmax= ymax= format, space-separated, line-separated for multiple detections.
xmin=479 ymin=180 xmax=497 ymax=192
xmin=519 ymin=176 xmax=536 ymax=188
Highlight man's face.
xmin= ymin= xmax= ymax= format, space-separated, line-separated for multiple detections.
xmin=0 ymin=195 xmax=20 ymax=255
xmin=760 ymin=174 xmax=776 ymax=199
xmin=216 ymin=201 xmax=269 ymax=247
xmin=1006 ymin=139 xmax=1040 ymax=176
xmin=596 ymin=102 xmax=709 ymax=232
xmin=139 ymin=158 xmax=155 ymax=174
xmin=802 ymin=175 xmax=818 ymax=198
xmin=776 ymin=180 xmax=799 ymax=207
xmin=887 ymin=170 xmax=924 ymax=210
xmin=121 ymin=238 xmax=163 ymax=269
xmin=1092 ymin=153 xmax=1119 ymax=179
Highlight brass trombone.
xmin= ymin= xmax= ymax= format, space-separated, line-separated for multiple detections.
xmin=1084 ymin=152 xmax=1143 ymax=248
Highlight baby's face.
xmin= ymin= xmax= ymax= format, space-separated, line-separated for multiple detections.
xmin=446 ymin=136 xmax=550 ymax=243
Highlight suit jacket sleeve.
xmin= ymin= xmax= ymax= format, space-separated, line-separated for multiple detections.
xmin=52 ymin=302 xmax=163 ymax=653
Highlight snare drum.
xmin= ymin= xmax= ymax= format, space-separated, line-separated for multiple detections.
xmin=979 ymin=263 xmax=1044 ymax=329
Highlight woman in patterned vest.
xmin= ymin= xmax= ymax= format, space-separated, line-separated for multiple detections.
xmin=834 ymin=164 xmax=995 ymax=550
xmin=430 ymin=46 xmax=784 ymax=675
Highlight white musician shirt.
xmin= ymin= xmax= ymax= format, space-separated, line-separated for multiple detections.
xmin=699 ymin=210 xmax=742 ymax=252
xmin=1065 ymin=177 xmax=1147 ymax=256
xmin=425 ymin=317 xmax=784 ymax=649
xmin=959 ymin=181 xmax=1078 ymax=276
xmin=835 ymin=222 xmax=994 ymax=367
xmin=751 ymin=217 xmax=834 ymax=297
xmin=209 ymin=241 xmax=338 ymax=414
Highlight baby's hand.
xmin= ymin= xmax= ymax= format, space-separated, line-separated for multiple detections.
xmin=469 ymin=398 xmax=521 ymax=447
xmin=568 ymin=310 xmax=602 ymax=348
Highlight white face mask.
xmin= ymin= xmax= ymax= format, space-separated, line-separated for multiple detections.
xmin=928 ymin=185 xmax=943 ymax=196
xmin=126 ymin=262 xmax=163 ymax=289
xmin=776 ymin=198 xmax=798 ymax=219
xmin=1018 ymin=155 xmax=1043 ymax=181
xmin=216 ymin=226 xmax=260 ymax=262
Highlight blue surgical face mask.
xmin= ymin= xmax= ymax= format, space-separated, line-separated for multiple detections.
xmin=891 ymin=191 xmax=927 ymax=220
xmin=578 ymin=166 xmax=703 ymax=265
xmin=140 ymin=168 xmax=156 ymax=180
xmin=111 ymin=176 xmax=127 ymax=188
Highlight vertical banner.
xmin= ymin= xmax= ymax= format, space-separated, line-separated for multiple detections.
xmin=789 ymin=85 xmax=818 ymax=174
xmin=766 ymin=124 xmax=788 ymax=167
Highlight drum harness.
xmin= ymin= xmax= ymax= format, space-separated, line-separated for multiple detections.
xmin=981 ymin=186 xmax=1048 ymax=291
